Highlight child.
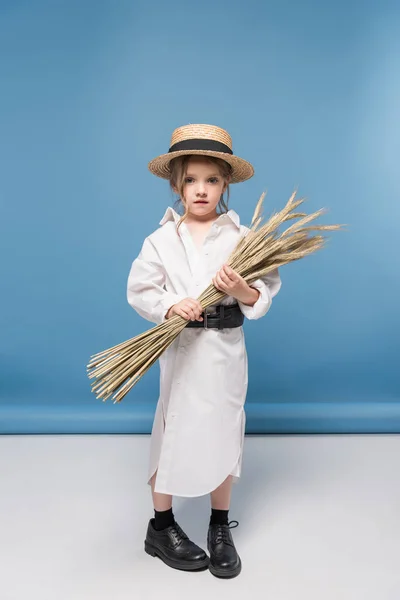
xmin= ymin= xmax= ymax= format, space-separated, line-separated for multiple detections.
xmin=127 ymin=124 xmax=281 ymax=578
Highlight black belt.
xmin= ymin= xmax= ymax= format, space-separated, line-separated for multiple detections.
xmin=186 ymin=303 xmax=244 ymax=330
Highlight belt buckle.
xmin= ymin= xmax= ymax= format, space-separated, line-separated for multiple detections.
xmin=203 ymin=306 xmax=222 ymax=330
xmin=204 ymin=308 xmax=209 ymax=330
xmin=204 ymin=307 xmax=216 ymax=330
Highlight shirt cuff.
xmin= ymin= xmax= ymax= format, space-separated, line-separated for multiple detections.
xmin=238 ymin=279 xmax=272 ymax=320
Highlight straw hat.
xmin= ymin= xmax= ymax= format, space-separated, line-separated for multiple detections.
xmin=148 ymin=124 xmax=254 ymax=183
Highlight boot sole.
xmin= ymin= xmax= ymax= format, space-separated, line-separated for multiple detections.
xmin=209 ymin=557 xmax=242 ymax=579
xmin=144 ymin=541 xmax=210 ymax=572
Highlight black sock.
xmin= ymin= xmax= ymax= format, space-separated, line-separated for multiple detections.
xmin=210 ymin=508 xmax=229 ymax=526
xmin=154 ymin=508 xmax=175 ymax=531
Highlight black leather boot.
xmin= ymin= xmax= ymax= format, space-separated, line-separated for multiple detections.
xmin=145 ymin=518 xmax=209 ymax=571
xmin=207 ymin=520 xmax=242 ymax=578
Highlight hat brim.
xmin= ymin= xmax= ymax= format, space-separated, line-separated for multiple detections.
xmin=148 ymin=149 xmax=254 ymax=183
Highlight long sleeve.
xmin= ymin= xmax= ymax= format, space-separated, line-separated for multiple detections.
xmin=238 ymin=268 xmax=282 ymax=320
xmin=127 ymin=237 xmax=185 ymax=325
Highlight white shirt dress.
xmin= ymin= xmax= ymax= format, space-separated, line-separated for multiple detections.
xmin=127 ymin=207 xmax=281 ymax=497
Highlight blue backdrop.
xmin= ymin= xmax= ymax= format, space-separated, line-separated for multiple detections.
xmin=1 ymin=0 xmax=400 ymax=434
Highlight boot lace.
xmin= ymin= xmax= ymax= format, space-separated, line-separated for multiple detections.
xmin=169 ymin=521 xmax=188 ymax=547
xmin=214 ymin=520 xmax=239 ymax=546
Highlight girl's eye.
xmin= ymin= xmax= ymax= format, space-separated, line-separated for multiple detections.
xmin=208 ymin=177 xmax=219 ymax=184
xmin=184 ymin=177 xmax=194 ymax=183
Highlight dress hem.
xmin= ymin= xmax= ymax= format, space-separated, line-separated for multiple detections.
xmin=147 ymin=410 xmax=245 ymax=498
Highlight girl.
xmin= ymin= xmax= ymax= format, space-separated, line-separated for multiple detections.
xmin=127 ymin=124 xmax=281 ymax=578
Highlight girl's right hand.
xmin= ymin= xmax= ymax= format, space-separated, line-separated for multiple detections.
xmin=166 ymin=298 xmax=204 ymax=321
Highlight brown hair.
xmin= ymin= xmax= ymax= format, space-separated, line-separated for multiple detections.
xmin=169 ymin=155 xmax=232 ymax=229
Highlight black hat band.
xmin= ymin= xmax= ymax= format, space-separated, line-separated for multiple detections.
xmin=169 ymin=138 xmax=233 ymax=155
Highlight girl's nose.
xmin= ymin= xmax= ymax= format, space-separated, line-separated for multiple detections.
xmin=196 ymin=184 xmax=207 ymax=197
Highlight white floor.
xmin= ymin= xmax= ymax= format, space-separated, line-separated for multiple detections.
xmin=0 ymin=434 xmax=399 ymax=600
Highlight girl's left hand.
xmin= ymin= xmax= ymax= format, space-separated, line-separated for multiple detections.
xmin=212 ymin=265 xmax=259 ymax=305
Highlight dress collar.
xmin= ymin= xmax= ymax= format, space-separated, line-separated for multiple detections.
xmin=159 ymin=207 xmax=240 ymax=229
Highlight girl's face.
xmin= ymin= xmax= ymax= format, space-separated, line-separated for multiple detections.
xmin=180 ymin=157 xmax=229 ymax=221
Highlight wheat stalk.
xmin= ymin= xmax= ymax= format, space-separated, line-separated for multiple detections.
xmin=87 ymin=191 xmax=343 ymax=403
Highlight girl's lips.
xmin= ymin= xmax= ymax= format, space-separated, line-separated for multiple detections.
xmin=194 ymin=201 xmax=208 ymax=204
